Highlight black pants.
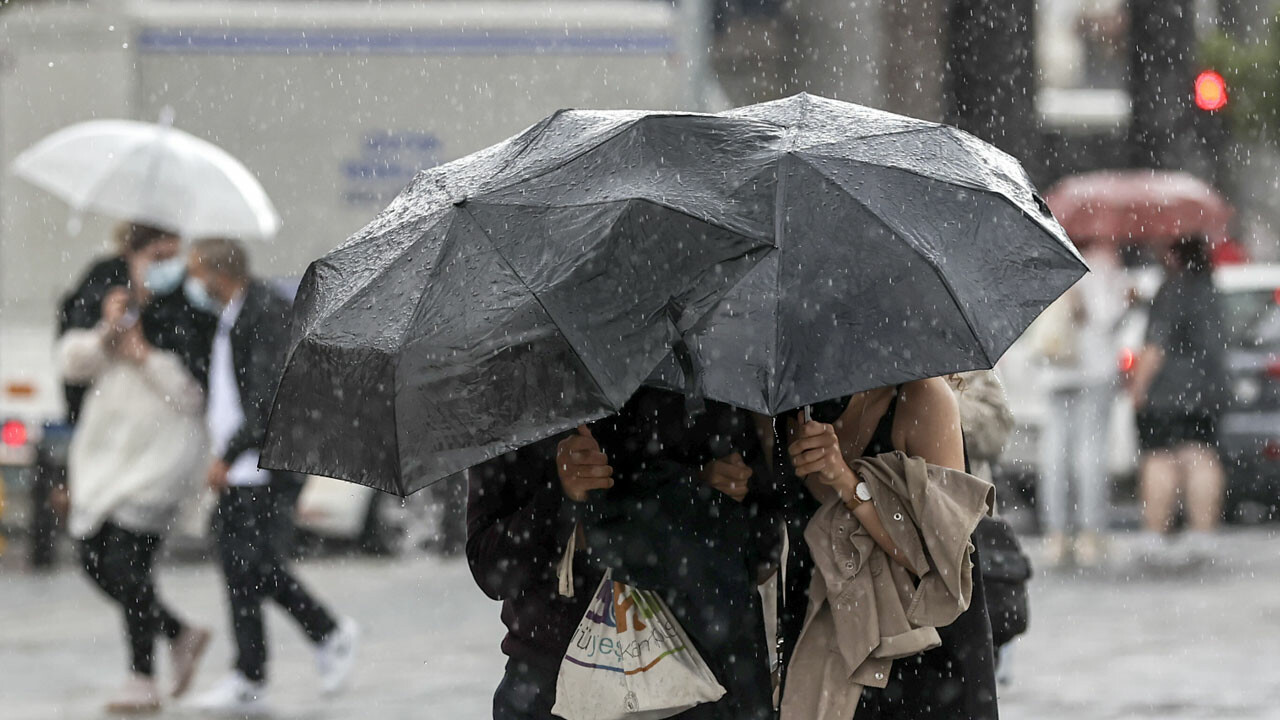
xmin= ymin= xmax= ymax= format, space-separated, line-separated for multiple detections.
xmin=857 ymin=544 xmax=1000 ymax=720
xmin=493 ymin=659 xmax=559 ymax=720
xmin=80 ymin=522 xmax=185 ymax=676
xmin=214 ymin=479 xmax=337 ymax=682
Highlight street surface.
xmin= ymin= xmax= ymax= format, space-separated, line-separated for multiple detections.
xmin=2 ymin=529 xmax=1278 ymax=719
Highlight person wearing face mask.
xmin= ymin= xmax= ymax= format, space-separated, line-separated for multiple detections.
xmin=183 ymin=237 xmax=359 ymax=715
xmin=55 ymin=222 xmax=217 ymax=714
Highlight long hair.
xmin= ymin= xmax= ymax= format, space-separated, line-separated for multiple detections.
xmin=1171 ymin=234 xmax=1212 ymax=276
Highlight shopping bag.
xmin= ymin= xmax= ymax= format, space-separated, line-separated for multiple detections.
xmin=552 ymin=570 xmax=726 ymax=720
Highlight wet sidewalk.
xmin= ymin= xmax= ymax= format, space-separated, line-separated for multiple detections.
xmin=1 ymin=529 xmax=1277 ymax=719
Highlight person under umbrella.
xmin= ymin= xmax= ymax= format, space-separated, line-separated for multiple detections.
xmin=778 ymin=380 xmax=998 ymax=719
xmin=183 ymin=238 xmax=359 ymax=714
xmin=56 ymin=223 xmax=216 ymax=714
xmin=467 ymin=386 xmax=776 ymax=720
xmin=57 ymin=222 xmax=134 ymax=424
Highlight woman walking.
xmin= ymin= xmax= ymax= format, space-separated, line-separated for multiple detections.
xmin=1129 ymin=235 xmax=1229 ymax=562
xmin=56 ymin=223 xmax=215 ymax=714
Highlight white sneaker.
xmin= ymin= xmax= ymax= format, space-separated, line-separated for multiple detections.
xmin=105 ymin=673 xmax=162 ymax=715
xmin=315 ymin=617 xmax=359 ymax=696
xmin=188 ymin=672 xmax=269 ymax=716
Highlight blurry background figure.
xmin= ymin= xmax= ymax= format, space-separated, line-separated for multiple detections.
xmin=952 ymin=371 xmax=1016 ymax=484
xmin=1032 ymin=244 xmax=1128 ymax=568
xmin=1129 ymin=235 xmax=1230 ymax=565
xmin=184 ymin=238 xmax=359 ymax=715
xmin=58 ymin=223 xmax=135 ymax=424
xmin=25 ymin=224 xmax=139 ymax=569
xmin=951 ymin=371 xmax=1031 ymax=689
xmin=55 ymin=223 xmax=215 ymax=714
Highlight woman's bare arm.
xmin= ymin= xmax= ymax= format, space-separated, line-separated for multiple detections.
xmin=898 ymin=377 xmax=966 ymax=471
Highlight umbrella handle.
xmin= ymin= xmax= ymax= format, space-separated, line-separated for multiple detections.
xmin=803 ymin=405 xmax=812 ymax=424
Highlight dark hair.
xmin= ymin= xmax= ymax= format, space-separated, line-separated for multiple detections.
xmin=117 ymin=222 xmax=176 ymax=254
xmin=192 ymin=237 xmax=250 ymax=282
xmin=1171 ymin=235 xmax=1212 ymax=276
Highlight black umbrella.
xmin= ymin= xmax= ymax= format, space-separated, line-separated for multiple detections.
xmin=263 ymin=94 xmax=1084 ymax=494
xmin=262 ymin=109 xmax=781 ymax=495
xmin=647 ymin=93 xmax=1086 ymax=414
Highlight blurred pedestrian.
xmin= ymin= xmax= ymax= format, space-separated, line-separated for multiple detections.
xmin=56 ymin=222 xmax=215 ymax=714
xmin=57 ymin=222 xmax=133 ymax=423
xmin=183 ymin=238 xmax=359 ymax=715
xmin=1129 ymin=235 xmax=1229 ymax=562
xmin=1034 ymin=244 xmax=1128 ymax=567
xmin=950 ymin=370 xmax=1015 ymax=484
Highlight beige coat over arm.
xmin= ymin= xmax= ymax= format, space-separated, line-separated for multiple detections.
xmin=780 ymin=452 xmax=994 ymax=720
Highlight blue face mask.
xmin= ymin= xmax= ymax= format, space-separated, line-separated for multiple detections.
xmin=183 ymin=276 xmax=221 ymax=314
xmin=144 ymin=256 xmax=186 ymax=295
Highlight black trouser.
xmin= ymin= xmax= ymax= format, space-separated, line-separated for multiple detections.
xmin=214 ymin=479 xmax=337 ymax=682
xmin=493 ymin=659 xmax=558 ymax=720
xmin=80 ymin=522 xmax=185 ymax=676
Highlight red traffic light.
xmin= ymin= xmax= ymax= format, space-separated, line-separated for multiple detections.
xmin=1 ymin=419 xmax=27 ymax=447
xmin=1195 ymin=70 xmax=1228 ymax=111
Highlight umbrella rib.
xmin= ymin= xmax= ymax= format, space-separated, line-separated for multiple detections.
xmin=475 ymin=115 xmax=646 ymax=200
xmin=465 ymin=197 xmax=775 ymax=246
xmin=792 ymin=153 xmax=993 ymax=367
xmin=797 ymin=149 xmax=1080 ymax=262
xmin=799 ymin=128 xmax=1068 ymax=245
xmin=452 ymin=204 xmax=621 ymax=412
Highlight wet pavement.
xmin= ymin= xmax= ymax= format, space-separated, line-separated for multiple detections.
xmin=1 ymin=529 xmax=1277 ymax=719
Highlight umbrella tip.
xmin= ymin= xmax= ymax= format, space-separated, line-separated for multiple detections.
xmin=158 ymin=106 xmax=176 ymax=127
xmin=452 ymin=196 xmax=467 ymax=207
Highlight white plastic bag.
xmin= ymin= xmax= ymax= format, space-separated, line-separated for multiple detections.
xmin=551 ymin=569 xmax=726 ymax=720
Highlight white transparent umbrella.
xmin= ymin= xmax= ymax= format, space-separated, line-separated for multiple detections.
xmin=10 ymin=115 xmax=280 ymax=241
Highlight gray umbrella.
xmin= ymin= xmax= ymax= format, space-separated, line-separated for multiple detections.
xmin=647 ymin=93 xmax=1086 ymax=414
xmin=262 ymin=93 xmax=1084 ymax=494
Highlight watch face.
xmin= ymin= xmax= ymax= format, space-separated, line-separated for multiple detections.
xmin=855 ymin=482 xmax=872 ymax=502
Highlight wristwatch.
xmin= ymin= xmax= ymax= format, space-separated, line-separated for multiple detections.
xmin=844 ymin=472 xmax=873 ymax=509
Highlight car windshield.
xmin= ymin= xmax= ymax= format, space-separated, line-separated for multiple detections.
xmin=1222 ymin=289 xmax=1280 ymax=349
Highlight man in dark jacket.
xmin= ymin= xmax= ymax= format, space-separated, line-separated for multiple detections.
xmin=184 ymin=238 xmax=358 ymax=715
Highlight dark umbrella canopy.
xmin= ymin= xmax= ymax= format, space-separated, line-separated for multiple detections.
xmin=262 ymin=109 xmax=782 ymax=494
xmin=647 ymin=94 xmax=1087 ymax=414
xmin=263 ymin=93 xmax=1085 ymax=494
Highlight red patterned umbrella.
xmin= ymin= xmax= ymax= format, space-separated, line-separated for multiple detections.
xmin=1045 ymin=169 xmax=1232 ymax=245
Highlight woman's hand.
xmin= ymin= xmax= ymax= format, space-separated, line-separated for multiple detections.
xmin=701 ymin=452 xmax=752 ymax=502
xmin=556 ymin=425 xmax=614 ymax=502
xmin=789 ymin=414 xmax=858 ymax=496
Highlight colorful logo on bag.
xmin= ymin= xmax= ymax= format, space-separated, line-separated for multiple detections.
xmin=568 ymin=579 xmax=688 ymax=675
xmin=585 ymin=580 xmax=659 ymax=632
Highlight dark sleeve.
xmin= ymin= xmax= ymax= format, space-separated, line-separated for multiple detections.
xmin=142 ymin=290 xmax=215 ymax=389
xmin=60 ymin=257 xmax=130 ymax=335
xmin=466 ymin=439 xmax=576 ymax=602
xmin=1144 ymin=280 xmax=1180 ymax=348
xmin=223 ymin=289 xmax=291 ymax=464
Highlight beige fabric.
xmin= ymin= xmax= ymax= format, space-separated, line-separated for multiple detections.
xmin=58 ymin=328 xmax=208 ymax=538
xmin=780 ymin=452 xmax=994 ymax=720
xmin=953 ymin=370 xmax=1014 ymax=484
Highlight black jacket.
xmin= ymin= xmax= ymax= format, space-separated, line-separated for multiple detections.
xmin=58 ymin=257 xmax=128 ymax=423
xmin=467 ymin=389 xmax=776 ymax=720
xmin=221 ymin=280 xmax=293 ymax=466
xmin=58 ymin=256 xmax=215 ymax=422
